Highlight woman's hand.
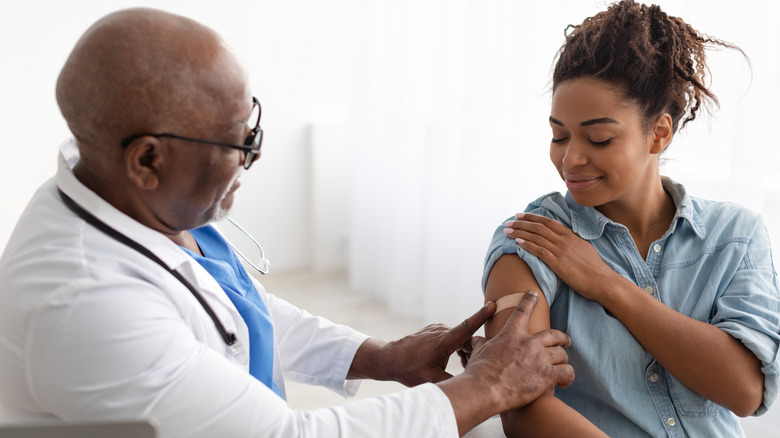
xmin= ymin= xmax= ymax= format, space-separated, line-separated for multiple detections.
xmin=503 ymin=213 xmax=616 ymax=302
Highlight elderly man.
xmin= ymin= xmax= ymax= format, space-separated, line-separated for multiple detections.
xmin=0 ymin=8 xmax=574 ymax=437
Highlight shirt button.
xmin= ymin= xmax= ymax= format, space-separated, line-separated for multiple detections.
xmin=649 ymin=373 xmax=659 ymax=383
xmin=653 ymin=243 xmax=661 ymax=253
xmin=644 ymin=285 xmax=654 ymax=294
xmin=667 ymin=418 xmax=677 ymax=427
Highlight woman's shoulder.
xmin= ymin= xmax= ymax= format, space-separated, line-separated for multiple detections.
xmin=485 ymin=191 xmax=570 ymax=257
xmin=526 ymin=191 xmax=573 ymax=222
xmin=687 ymin=194 xmax=766 ymax=241
xmin=665 ymin=178 xmax=764 ymax=234
xmin=690 ymin=195 xmax=762 ymax=223
xmin=528 ymin=190 xmax=566 ymax=206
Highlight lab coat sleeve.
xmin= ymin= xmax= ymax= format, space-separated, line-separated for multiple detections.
xmin=26 ymin=277 xmax=458 ymax=438
xmin=266 ymin=292 xmax=369 ymax=396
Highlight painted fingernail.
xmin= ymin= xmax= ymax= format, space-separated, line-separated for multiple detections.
xmin=515 ymin=238 xmax=525 ymax=244
xmin=503 ymin=228 xmax=512 ymax=235
xmin=515 ymin=213 xmax=525 ymax=219
xmin=504 ymin=220 xmax=515 ymax=227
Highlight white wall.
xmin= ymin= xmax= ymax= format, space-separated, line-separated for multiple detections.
xmin=4 ymin=1 xmax=779 ymax=275
xmin=342 ymin=0 xmax=780 ymax=324
xmin=0 ymin=0 xmax=362 ymax=273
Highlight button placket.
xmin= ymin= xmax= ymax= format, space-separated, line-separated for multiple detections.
xmin=646 ymin=366 xmax=683 ymax=437
xmin=649 ymin=373 xmax=659 ymax=383
xmin=643 ymin=242 xmax=662 ymax=297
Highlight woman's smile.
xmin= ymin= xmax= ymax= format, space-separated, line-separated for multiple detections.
xmin=564 ymin=174 xmax=603 ymax=191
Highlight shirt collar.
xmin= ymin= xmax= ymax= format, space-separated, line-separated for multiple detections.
xmin=564 ymin=176 xmax=706 ymax=240
xmin=55 ymin=138 xmax=194 ymax=270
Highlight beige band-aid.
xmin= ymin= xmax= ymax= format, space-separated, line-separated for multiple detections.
xmin=494 ymin=292 xmax=527 ymax=314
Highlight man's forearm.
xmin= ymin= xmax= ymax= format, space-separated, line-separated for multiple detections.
xmin=346 ymin=338 xmax=393 ymax=381
xmin=436 ymin=373 xmax=504 ymax=436
xmin=347 ymin=338 xmax=498 ymax=436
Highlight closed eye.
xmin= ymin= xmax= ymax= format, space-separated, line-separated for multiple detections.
xmin=551 ymin=137 xmax=569 ymax=144
xmin=589 ymin=138 xmax=612 ymax=146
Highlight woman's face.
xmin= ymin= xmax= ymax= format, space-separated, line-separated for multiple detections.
xmin=549 ymin=77 xmax=664 ymax=210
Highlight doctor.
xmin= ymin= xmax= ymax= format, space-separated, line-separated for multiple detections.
xmin=0 ymin=8 xmax=574 ymax=437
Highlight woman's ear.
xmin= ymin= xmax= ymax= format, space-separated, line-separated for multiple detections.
xmin=122 ymin=136 xmax=165 ymax=190
xmin=650 ymin=113 xmax=674 ymax=154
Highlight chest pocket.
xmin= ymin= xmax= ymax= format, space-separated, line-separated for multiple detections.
xmin=667 ymin=373 xmax=718 ymax=417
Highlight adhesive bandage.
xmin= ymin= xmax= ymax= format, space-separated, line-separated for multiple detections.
xmin=493 ymin=292 xmax=528 ymax=314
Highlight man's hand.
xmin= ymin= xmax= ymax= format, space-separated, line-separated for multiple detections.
xmin=437 ymin=291 xmax=574 ymax=435
xmin=347 ymin=302 xmax=496 ymax=386
xmin=462 ymin=291 xmax=574 ymax=411
xmin=347 ymin=292 xmax=574 ymax=437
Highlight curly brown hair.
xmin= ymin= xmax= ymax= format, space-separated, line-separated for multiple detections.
xmin=552 ymin=0 xmax=745 ymax=133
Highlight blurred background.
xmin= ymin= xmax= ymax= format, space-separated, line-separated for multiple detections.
xmin=1 ymin=1 xmax=778 ymax=435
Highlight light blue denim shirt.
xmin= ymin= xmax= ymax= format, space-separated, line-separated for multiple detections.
xmin=482 ymin=178 xmax=780 ymax=437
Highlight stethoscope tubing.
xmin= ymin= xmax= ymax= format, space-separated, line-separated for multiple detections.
xmin=57 ymin=188 xmax=239 ymax=348
xmin=224 ymin=217 xmax=269 ymax=275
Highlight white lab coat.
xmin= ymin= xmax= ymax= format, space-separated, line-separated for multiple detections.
xmin=0 ymin=139 xmax=458 ymax=437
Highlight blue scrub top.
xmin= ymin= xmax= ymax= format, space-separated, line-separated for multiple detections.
xmin=181 ymin=225 xmax=283 ymax=399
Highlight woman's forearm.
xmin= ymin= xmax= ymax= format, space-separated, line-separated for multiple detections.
xmin=600 ymin=274 xmax=764 ymax=416
xmin=501 ymin=393 xmax=607 ymax=438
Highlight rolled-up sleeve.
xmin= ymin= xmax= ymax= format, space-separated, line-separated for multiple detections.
xmin=712 ymin=221 xmax=780 ymax=415
xmin=482 ymin=215 xmax=561 ymax=307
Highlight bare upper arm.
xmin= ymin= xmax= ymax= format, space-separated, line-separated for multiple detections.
xmin=484 ymin=254 xmax=551 ymax=339
xmin=485 ymin=257 xmax=604 ymax=437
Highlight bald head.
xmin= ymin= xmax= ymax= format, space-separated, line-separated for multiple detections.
xmin=56 ymin=8 xmax=248 ymax=149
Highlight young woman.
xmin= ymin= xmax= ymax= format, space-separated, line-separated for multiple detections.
xmin=482 ymin=1 xmax=780 ymax=436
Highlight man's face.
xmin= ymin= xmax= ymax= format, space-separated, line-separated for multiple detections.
xmin=154 ymin=52 xmax=256 ymax=231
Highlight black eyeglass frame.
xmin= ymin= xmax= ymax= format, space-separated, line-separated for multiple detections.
xmin=120 ymin=97 xmax=263 ymax=170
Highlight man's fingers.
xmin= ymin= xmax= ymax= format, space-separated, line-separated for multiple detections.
xmin=470 ymin=335 xmax=487 ymax=352
xmin=457 ymin=334 xmax=485 ymax=367
xmin=547 ymin=345 xmax=569 ymax=365
xmin=552 ymin=363 xmax=576 ymax=388
xmin=536 ymin=328 xmax=572 ymax=349
xmin=500 ymin=290 xmax=539 ymax=334
xmin=444 ymin=301 xmax=496 ymax=346
xmin=459 ymin=338 xmax=474 ymax=355
xmin=457 ymin=350 xmax=469 ymax=368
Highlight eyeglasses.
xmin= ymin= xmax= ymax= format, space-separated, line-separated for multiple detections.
xmin=120 ymin=97 xmax=263 ymax=170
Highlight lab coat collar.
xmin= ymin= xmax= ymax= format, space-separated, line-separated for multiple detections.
xmin=55 ymin=138 xmax=194 ymax=271
xmin=55 ymin=138 xmax=253 ymax=370
xmin=56 ymin=138 xmax=248 ymax=335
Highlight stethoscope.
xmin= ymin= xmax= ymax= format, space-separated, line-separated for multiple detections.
xmin=223 ymin=217 xmax=270 ymax=276
xmin=57 ymin=188 xmax=269 ymax=350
